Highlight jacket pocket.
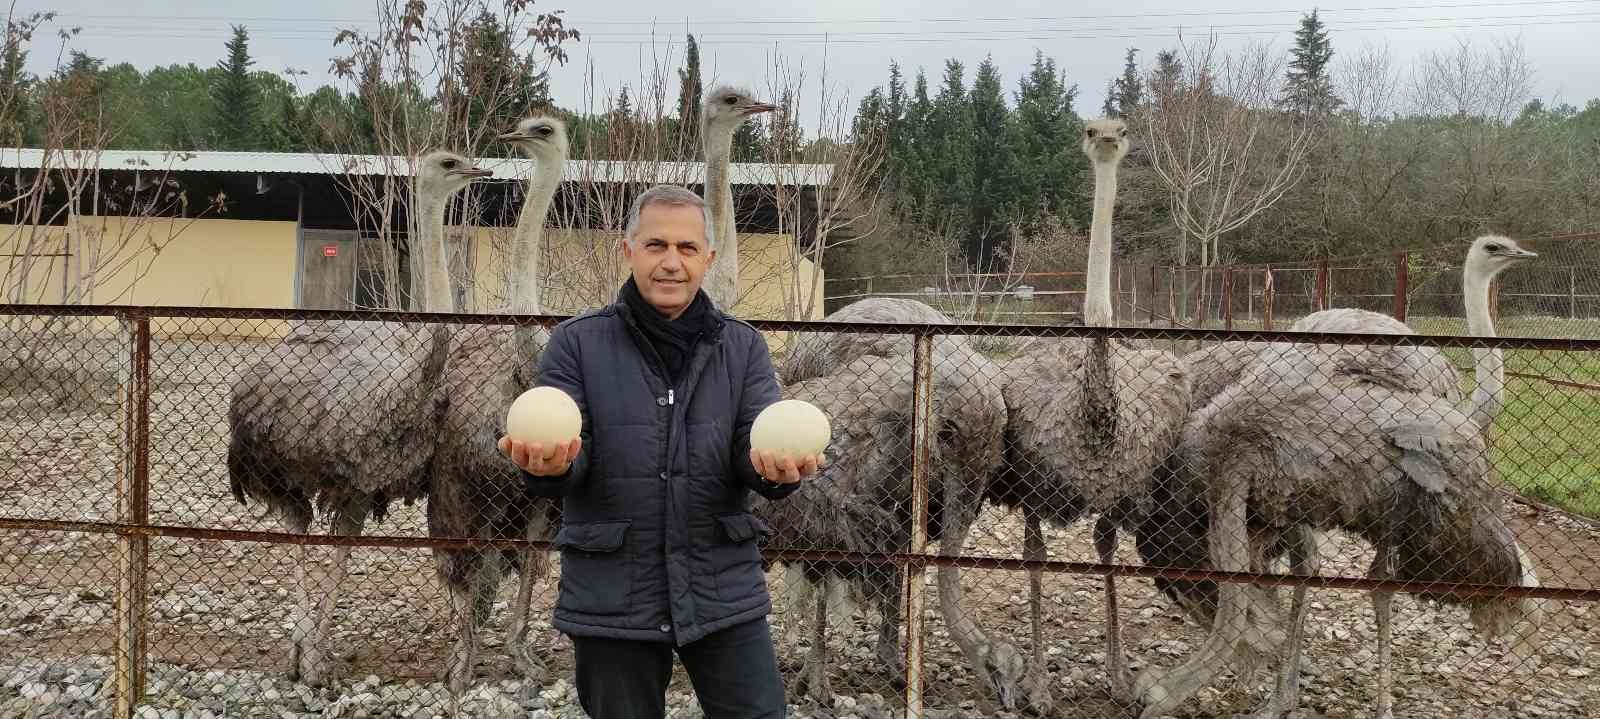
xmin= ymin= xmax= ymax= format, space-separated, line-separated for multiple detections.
xmin=553 ymin=519 xmax=633 ymax=616
xmin=712 ymin=513 xmax=769 ymax=603
xmin=714 ymin=512 xmax=770 ymax=544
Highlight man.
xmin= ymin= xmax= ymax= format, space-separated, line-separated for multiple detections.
xmin=497 ymin=184 xmax=820 ymax=718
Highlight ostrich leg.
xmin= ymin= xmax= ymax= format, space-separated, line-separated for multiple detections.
xmin=446 ymin=546 xmax=505 ymax=694
xmin=505 ymin=507 xmax=552 ymax=682
xmin=936 ymin=476 xmax=1050 ymax=713
xmin=296 ymin=501 xmax=370 ymax=687
xmin=1247 ymin=525 xmax=1319 ymax=718
xmin=283 ymin=504 xmax=316 ymax=683
xmin=1136 ymin=480 xmax=1254 ymax=718
xmin=1370 ymin=543 xmax=1398 ymax=719
xmin=869 ymin=562 xmax=908 ymax=688
xmin=793 ymin=576 xmax=833 ymax=701
xmin=1023 ymin=507 xmax=1047 ymax=680
xmin=1094 ymin=514 xmax=1134 ymax=701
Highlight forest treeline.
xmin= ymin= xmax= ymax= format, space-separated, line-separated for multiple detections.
xmin=3 ymin=7 xmax=1596 ymax=276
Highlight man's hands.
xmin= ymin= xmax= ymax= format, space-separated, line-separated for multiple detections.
xmin=498 ymin=436 xmax=582 ymax=476
xmin=749 ymin=449 xmax=822 ymax=485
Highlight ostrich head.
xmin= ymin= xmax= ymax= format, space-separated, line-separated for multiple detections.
xmin=1465 ymin=234 xmax=1537 ymax=281
xmin=1081 ymin=118 xmax=1130 ymax=165
xmin=498 ymin=114 xmax=570 ymax=164
xmin=415 ymin=150 xmax=492 ymax=197
xmin=702 ymin=85 xmax=776 ymax=137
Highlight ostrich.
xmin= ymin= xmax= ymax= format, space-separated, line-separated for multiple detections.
xmin=755 ymin=344 xmax=1031 ymax=708
xmin=1132 ymin=235 xmax=1543 ymax=719
xmin=699 ymin=85 xmax=775 ymax=311
xmin=1184 ymin=295 xmax=1463 ymax=410
xmin=989 ymin=118 xmax=1191 ymax=708
xmin=226 ymin=151 xmax=492 ymax=686
xmin=427 ymin=115 xmax=568 ymax=693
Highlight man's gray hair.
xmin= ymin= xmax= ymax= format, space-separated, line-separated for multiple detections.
xmin=623 ymin=184 xmax=717 ymax=251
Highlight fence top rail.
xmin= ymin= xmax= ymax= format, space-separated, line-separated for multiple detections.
xmin=7 ymin=303 xmax=1600 ymax=351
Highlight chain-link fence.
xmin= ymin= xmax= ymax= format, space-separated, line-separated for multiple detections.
xmin=4 ymin=304 xmax=1599 ymax=718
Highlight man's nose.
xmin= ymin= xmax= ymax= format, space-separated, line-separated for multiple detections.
xmin=660 ymin=250 xmax=682 ymax=271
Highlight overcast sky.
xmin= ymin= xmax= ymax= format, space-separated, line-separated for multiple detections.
xmin=13 ymin=0 xmax=1600 ymax=136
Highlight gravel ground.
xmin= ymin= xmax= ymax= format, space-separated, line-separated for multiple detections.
xmin=4 ymin=335 xmax=1600 ymax=718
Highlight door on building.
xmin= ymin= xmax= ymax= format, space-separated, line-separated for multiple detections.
xmin=298 ymin=229 xmax=358 ymax=309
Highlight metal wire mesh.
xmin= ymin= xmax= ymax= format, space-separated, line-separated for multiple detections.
xmin=3 ymin=305 xmax=1599 ymax=718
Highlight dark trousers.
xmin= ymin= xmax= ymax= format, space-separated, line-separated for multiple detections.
xmin=571 ymin=617 xmax=786 ymax=719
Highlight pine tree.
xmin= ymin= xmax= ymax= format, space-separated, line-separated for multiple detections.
xmin=675 ymin=34 xmax=703 ymax=157
xmin=968 ymin=56 xmax=1014 ymax=270
xmin=1280 ymin=9 xmax=1341 ymax=118
xmin=1013 ymin=51 xmax=1088 ymax=232
xmin=210 ymin=25 xmax=259 ymax=150
xmin=1115 ymin=47 xmax=1143 ymax=118
xmin=0 ymin=33 xmax=32 ymax=145
xmin=1101 ymin=78 xmax=1117 ymax=118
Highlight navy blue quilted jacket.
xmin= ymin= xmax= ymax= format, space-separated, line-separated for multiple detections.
xmin=522 ymin=290 xmax=797 ymax=645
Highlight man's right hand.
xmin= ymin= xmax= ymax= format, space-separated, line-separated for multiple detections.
xmin=498 ymin=436 xmax=582 ymax=476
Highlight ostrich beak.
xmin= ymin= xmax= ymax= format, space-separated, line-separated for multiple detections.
xmin=741 ymin=102 xmax=777 ymax=116
xmin=449 ymin=167 xmax=493 ymax=178
xmin=498 ymin=129 xmax=532 ymax=141
xmin=1513 ymin=248 xmax=1538 ymax=259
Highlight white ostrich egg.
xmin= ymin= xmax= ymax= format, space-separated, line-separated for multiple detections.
xmin=504 ymin=386 xmax=582 ymax=447
xmin=750 ymin=399 xmax=831 ymax=459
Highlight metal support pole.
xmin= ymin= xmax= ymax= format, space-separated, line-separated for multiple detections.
xmin=902 ymin=332 xmax=935 ymax=717
xmin=115 ymin=314 xmax=151 ymax=718
xmin=1315 ymin=260 xmax=1329 ymax=312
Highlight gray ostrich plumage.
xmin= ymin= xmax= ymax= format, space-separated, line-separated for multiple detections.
xmin=1133 ymin=235 xmax=1543 ymax=719
xmin=778 ymin=296 xmax=965 ymax=386
xmin=426 ymin=115 xmax=568 ymax=694
xmin=986 ymin=118 xmax=1193 ymax=712
xmin=758 ymin=328 xmax=1028 ymax=707
xmin=226 ymin=151 xmax=492 ymax=686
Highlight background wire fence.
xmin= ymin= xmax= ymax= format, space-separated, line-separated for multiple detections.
xmin=3 ymin=306 xmax=1599 ymax=718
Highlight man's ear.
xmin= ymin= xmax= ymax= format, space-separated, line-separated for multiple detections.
xmin=705 ymin=247 xmax=717 ymax=266
xmin=619 ymin=236 xmax=634 ymax=260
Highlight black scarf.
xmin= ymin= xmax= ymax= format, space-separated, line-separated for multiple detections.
xmin=620 ymin=276 xmax=714 ymax=383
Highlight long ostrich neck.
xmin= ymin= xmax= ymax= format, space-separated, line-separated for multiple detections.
xmin=406 ymin=184 xmax=455 ymax=399
xmin=1464 ymin=263 xmax=1504 ymax=429
xmin=703 ymin=124 xmax=739 ymax=308
xmin=510 ymin=155 xmax=559 ymax=315
xmin=1081 ymin=155 xmax=1120 ymax=442
xmin=1084 ymin=157 xmax=1118 ymax=328
xmin=412 ymin=187 xmax=455 ymax=315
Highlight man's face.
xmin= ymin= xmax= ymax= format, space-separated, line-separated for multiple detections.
xmin=621 ymin=202 xmax=716 ymax=319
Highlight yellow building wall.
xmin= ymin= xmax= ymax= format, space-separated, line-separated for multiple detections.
xmin=3 ymin=216 xmax=298 ymax=339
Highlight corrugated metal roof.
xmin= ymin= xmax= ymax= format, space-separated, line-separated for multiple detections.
xmin=0 ymin=148 xmax=834 ymax=186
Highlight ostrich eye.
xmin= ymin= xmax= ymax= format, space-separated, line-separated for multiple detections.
xmin=1086 ymin=128 xmax=1097 ymax=138
xmin=1119 ymin=128 xmax=1128 ymax=137
xmin=441 ymin=159 xmax=458 ymax=169
xmin=536 ymin=126 xmax=552 ymax=136
xmin=724 ymin=96 xmax=738 ymax=105
xmin=1485 ymin=243 xmax=1503 ymax=252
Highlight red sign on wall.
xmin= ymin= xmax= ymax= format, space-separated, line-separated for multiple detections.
xmin=322 ymin=245 xmax=338 ymax=257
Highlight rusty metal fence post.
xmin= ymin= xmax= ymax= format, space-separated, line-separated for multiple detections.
xmin=1222 ymin=266 xmax=1234 ymax=330
xmin=1394 ymin=251 xmax=1409 ymax=322
xmin=1315 ymin=260 xmax=1329 ymax=312
xmin=1262 ymin=266 xmax=1275 ymax=331
xmin=902 ymin=331 xmax=935 ymax=717
xmin=115 ymin=312 xmax=152 ymax=718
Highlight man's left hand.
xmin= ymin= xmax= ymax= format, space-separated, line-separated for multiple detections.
xmin=750 ymin=449 xmax=822 ymax=485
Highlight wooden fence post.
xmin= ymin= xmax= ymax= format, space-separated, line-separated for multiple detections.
xmin=1315 ymin=259 xmax=1329 ymax=312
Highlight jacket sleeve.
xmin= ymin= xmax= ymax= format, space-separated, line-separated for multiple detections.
xmin=730 ymin=328 xmax=801 ymax=501
xmin=520 ymin=323 xmax=592 ymax=498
